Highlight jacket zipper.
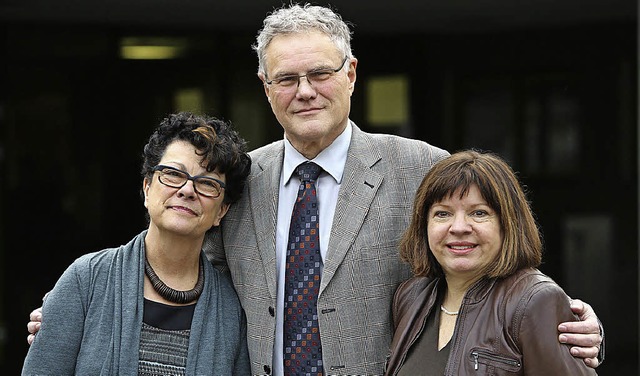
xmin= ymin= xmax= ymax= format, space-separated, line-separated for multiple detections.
xmin=471 ymin=350 xmax=521 ymax=370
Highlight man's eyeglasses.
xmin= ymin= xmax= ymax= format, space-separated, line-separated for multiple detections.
xmin=152 ymin=165 xmax=225 ymax=198
xmin=265 ymin=56 xmax=348 ymax=91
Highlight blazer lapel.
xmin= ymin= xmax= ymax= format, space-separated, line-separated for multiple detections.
xmin=320 ymin=126 xmax=383 ymax=294
xmin=249 ymin=145 xmax=284 ymax=300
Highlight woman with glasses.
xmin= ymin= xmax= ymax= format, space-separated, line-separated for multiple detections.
xmin=22 ymin=112 xmax=251 ymax=375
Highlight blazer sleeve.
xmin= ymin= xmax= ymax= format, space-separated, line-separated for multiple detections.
xmin=516 ymin=281 xmax=598 ymax=375
xmin=203 ymin=227 xmax=228 ymax=271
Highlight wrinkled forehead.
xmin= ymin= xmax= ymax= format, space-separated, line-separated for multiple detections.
xmin=263 ymin=31 xmax=341 ymax=70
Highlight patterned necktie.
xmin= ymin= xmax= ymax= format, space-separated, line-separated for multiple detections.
xmin=284 ymin=161 xmax=323 ymax=376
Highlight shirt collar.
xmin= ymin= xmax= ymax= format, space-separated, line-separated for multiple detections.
xmin=283 ymin=121 xmax=352 ymax=185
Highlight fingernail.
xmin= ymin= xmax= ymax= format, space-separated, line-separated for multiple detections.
xmin=559 ymin=335 xmax=567 ymax=343
xmin=558 ymin=324 xmax=566 ymax=331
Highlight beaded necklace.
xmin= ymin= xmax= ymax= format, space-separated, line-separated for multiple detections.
xmin=145 ymin=257 xmax=204 ymax=304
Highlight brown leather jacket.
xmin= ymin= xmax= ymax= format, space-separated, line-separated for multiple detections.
xmin=384 ymin=268 xmax=598 ymax=375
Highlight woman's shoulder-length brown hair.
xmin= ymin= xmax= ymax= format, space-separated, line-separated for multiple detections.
xmin=399 ymin=149 xmax=542 ymax=278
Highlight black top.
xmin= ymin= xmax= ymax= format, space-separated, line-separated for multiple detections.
xmin=143 ymin=298 xmax=196 ymax=330
xmin=397 ymin=296 xmax=450 ymax=376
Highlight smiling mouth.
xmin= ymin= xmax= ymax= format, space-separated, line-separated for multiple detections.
xmin=448 ymin=245 xmax=476 ymax=254
xmin=171 ymin=206 xmax=197 ymax=215
xmin=450 ymin=245 xmax=474 ymax=250
xmin=295 ymin=107 xmax=322 ymax=115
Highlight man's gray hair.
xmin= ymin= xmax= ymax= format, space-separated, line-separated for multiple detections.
xmin=252 ymin=3 xmax=354 ymax=75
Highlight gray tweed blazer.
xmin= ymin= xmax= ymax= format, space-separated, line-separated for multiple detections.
xmin=204 ymin=122 xmax=449 ymax=375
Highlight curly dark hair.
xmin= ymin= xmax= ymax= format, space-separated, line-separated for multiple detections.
xmin=141 ymin=112 xmax=251 ymax=205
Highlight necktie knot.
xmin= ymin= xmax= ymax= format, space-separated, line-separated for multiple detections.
xmin=295 ymin=161 xmax=322 ymax=183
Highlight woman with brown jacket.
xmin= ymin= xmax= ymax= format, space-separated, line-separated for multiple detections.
xmin=384 ymin=150 xmax=598 ymax=375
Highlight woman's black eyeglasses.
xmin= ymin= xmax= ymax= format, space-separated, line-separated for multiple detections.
xmin=152 ymin=165 xmax=225 ymax=198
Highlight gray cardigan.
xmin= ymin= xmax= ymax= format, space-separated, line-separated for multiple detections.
xmin=22 ymin=231 xmax=250 ymax=375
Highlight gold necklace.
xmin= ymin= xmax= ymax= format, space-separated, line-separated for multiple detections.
xmin=440 ymin=305 xmax=459 ymax=315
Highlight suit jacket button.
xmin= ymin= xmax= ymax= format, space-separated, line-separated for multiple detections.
xmin=264 ymin=365 xmax=271 ymax=374
xmin=268 ymin=306 xmax=275 ymax=316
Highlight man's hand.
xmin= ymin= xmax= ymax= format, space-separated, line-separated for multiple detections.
xmin=26 ymin=307 xmax=43 ymax=345
xmin=558 ymin=299 xmax=603 ymax=368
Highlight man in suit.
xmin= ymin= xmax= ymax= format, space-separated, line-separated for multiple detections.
xmin=204 ymin=3 xmax=604 ymax=375
xmin=28 ymin=3 xmax=604 ymax=375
